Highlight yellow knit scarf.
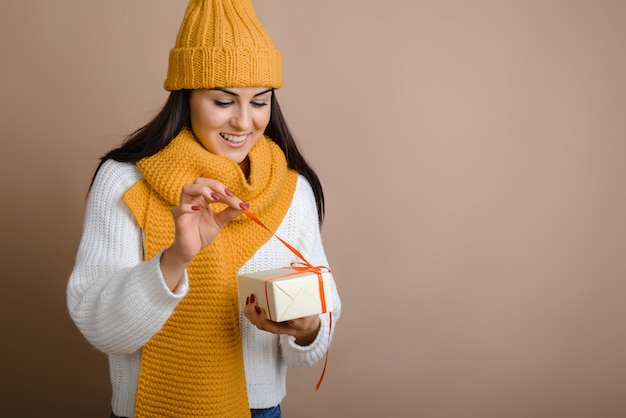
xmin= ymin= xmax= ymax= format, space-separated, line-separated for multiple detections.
xmin=122 ymin=127 xmax=298 ymax=417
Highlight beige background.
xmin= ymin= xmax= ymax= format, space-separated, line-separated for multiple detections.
xmin=1 ymin=1 xmax=625 ymax=417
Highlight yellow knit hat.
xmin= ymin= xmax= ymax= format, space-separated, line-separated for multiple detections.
xmin=164 ymin=0 xmax=282 ymax=90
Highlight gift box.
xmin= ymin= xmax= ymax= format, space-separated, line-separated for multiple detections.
xmin=238 ymin=266 xmax=333 ymax=322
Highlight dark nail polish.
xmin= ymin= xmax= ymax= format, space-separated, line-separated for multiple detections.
xmin=250 ymin=294 xmax=255 ymax=303
xmin=255 ymin=306 xmax=262 ymax=315
xmin=246 ymin=296 xmax=250 ymax=305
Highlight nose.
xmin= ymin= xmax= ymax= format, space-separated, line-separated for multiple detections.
xmin=231 ymin=104 xmax=252 ymax=131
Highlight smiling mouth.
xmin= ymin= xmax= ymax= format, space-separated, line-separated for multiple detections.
xmin=220 ymin=133 xmax=248 ymax=144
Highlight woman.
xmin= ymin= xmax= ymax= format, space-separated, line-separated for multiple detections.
xmin=67 ymin=1 xmax=340 ymax=417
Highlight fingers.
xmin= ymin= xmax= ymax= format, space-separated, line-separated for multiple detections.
xmin=213 ymin=204 xmax=249 ymax=229
xmin=169 ymin=179 xmax=250 ymax=260
xmin=244 ymin=294 xmax=293 ymax=336
xmin=243 ymin=294 xmax=321 ymax=344
xmin=180 ymin=178 xmax=248 ymax=212
xmin=245 ymin=294 xmax=264 ymax=317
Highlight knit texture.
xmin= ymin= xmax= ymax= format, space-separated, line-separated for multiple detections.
xmin=122 ymin=127 xmax=297 ymax=417
xmin=67 ymin=159 xmax=340 ymax=416
xmin=164 ymin=0 xmax=282 ymax=91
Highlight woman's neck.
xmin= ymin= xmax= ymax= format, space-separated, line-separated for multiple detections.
xmin=239 ymin=156 xmax=250 ymax=179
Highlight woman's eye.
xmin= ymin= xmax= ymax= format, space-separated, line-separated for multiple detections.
xmin=214 ymin=100 xmax=232 ymax=107
xmin=251 ymin=101 xmax=268 ymax=108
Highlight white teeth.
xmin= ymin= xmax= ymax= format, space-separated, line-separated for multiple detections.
xmin=220 ymin=133 xmax=247 ymax=143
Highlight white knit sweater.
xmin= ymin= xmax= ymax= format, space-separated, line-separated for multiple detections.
xmin=67 ymin=159 xmax=341 ymax=417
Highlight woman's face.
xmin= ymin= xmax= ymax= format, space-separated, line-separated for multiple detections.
xmin=189 ymin=87 xmax=272 ymax=163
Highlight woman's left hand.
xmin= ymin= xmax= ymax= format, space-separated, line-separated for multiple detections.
xmin=244 ymin=294 xmax=321 ymax=346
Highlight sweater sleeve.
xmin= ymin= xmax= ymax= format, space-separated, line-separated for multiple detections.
xmin=66 ymin=160 xmax=189 ymax=355
xmin=279 ymin=177 xmax=342 ymax=368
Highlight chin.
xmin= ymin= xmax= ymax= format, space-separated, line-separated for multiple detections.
xmin=224 ymin=152 xmax=247 ymax=164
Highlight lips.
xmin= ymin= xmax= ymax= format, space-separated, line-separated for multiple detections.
xmin=220 ymin=133 xmax=248 ymax=144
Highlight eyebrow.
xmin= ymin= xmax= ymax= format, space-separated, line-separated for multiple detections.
xmin=213 ymin=88 xmax=273 ymax=97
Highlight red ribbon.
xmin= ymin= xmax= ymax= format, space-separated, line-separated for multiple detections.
xmin=242 ymin=209 xmax=332 ymax=391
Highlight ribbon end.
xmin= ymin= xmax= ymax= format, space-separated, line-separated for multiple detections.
xmin=315 ymin=367 xmax=326 ymax=391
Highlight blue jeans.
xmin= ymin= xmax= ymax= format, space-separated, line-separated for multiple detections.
xmin=111 ymin=405 xmax=281 ymax=417
xmin=251 ymin=405 xmax=282 ymax=418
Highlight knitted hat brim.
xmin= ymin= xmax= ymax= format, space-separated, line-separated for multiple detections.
xmin=164 ymin=47 xmax=282 ymax=90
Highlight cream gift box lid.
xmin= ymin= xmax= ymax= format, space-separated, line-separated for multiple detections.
xmin=238 ymin=267 xmax=333 ymax=322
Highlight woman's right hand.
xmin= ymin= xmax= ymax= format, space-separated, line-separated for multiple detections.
xmin=160 ymin=178 xmax=247 ymax=290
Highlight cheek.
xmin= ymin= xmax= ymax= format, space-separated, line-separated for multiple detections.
xmin=191 ymin=110 xmax=224 ymax=135
xmin=255 ymin=111 xmax=271 ymax=131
